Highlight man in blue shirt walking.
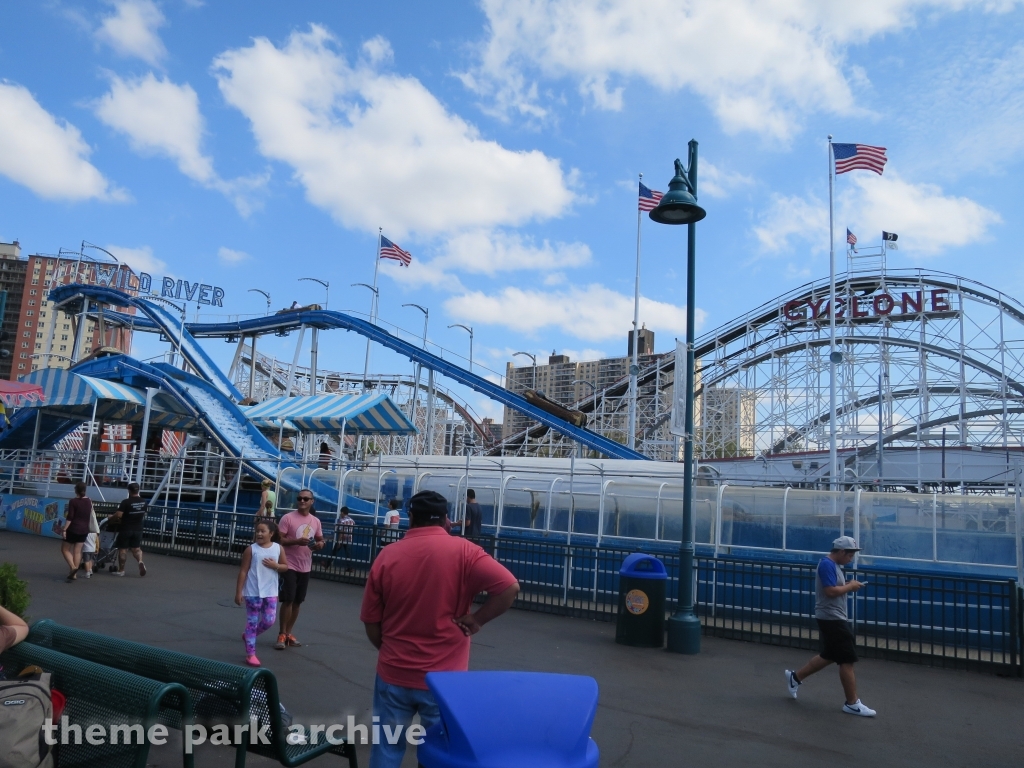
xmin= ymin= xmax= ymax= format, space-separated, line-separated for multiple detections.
xmin=785 ymin=536 xmax=876 ymax=716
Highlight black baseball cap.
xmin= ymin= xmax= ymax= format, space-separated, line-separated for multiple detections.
xmin=409 ymin=490 xmax=448 ymax=523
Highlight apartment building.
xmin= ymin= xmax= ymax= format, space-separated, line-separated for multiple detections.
xmin=502 ymin=329 xmax=664 ymax=444
xmin=7 ymin=250 xmax=136 ymax=380
xmin=0 ymin=241 xmax=29 ymax=381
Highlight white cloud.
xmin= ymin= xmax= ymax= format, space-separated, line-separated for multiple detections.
xmin=700 ymin=161 xmax=754 ymax=200
xmin=465 ymin=0 xmax=1021 ymax=139
xmin=0 ymin=82 xmax=122 ymax=201
xmin=95 ymin=73 xmax=212 ymax=181
xmin=218 ymin=247 xmax=249 ymax=264
xmin=848 ymin=172 xmax=1001 ymax=255
xmin=213 ymin=25 xmax=575 ymax=238
xmin=444 ymin=284 xmax=705 ymax=342
xmin=96 ymin=0 xmax=167 ymax=66
xmin=94 ymin=73 xmax=266 ymax=215
xmin=901 ymin=42 xmax=1024 ymax=175
xmin=753 ymin=171 xmax=1001 ymax=257
xmin=559 ymin=348 xmax=609 ymax=363
xmin=753 ymin=193 xmax=830 ymax=254
xmin=105 ymin=244 xmax=168 ymax=275
xmin=441 ymin=231 xmax=590 ymax=275
xmin=381 ymin=230 xmax=591 ymax=292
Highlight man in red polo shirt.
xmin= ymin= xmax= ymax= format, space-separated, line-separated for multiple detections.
xmin=360 ymin=490 xmax=519 ymax=768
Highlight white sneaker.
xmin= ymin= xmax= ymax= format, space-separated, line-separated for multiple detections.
xmin=842 ymin=699 xmax=876 ymax=717
xmin=112 ymin=570 xmax=125 ymax=577
xmin=784 ymin=669 xmax=800 ymax=699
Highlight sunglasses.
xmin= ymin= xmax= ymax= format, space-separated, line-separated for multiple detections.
xmin=298 ymin=497 xmax=313 ymax=502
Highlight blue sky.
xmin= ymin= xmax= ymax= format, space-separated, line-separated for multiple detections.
xmin=2 ymin=1 xmax=1023 ymax=420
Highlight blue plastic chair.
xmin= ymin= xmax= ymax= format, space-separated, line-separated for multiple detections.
xmin=418 ymin=671 xmax=599 ymax=768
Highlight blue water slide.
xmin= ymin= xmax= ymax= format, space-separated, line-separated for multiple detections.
xmin=69 ymin=355 xmax=374 ymax=516
xmin=52 ymin=284 xmax=648 ymax=460
xmin=48 ymin=284 xmax=242 ymax=401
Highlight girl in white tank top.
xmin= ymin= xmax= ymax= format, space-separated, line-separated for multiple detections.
xmin=235 ymin=520 xmax=288 ymax=666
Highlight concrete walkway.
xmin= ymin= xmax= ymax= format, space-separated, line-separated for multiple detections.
xmin=2 ymin=531 xmax=1021 ymax=768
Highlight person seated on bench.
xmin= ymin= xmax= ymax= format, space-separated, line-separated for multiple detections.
xmin=0 ymin=602 xmax=29 ymax=653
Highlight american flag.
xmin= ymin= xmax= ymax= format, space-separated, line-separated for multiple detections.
xmin=379 ymin=236 xmax=412 ymax=266
xmin=638 ymin=182 xmax=663 ymax=212
xmin=847 ymin=228 xmax=858 ymax=247
xmin=833 ymin=143 xmax=887 ymax=175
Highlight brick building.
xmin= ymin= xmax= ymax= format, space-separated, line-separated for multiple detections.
xmin=4 ymin=249 xmax=136 ymax=380
xmin=0 ymin=241 xmax=29 ymax=380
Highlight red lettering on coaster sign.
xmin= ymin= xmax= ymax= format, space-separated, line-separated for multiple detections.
xmin=783 ymin=289 xmax=953 ymax=321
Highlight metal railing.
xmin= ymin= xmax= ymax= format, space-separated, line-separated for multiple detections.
xmin=136 ymin=506 xmax=1022 ymax=676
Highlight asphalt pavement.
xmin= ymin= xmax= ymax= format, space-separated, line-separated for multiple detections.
xmin=2 ymin=531 xmax=1022 ymax=768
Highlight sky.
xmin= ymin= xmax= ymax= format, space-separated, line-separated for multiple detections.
xmin=2 ymin=1 xmax=1024 ymax=422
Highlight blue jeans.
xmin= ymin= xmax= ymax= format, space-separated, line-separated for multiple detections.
xmin=371 ymin=674 xmax=441 ymax=768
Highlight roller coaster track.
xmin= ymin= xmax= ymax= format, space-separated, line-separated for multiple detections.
xmin=49 ymin=284 xmax=647 ymax=460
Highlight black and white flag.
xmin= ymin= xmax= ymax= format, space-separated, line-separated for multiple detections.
xmin=882 ymin=231 xmax=899 ymax=250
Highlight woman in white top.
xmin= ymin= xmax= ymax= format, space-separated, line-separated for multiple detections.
xmin=235 ymin=520 xmax=288 ymax=666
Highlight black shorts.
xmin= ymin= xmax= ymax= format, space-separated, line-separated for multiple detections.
xmin=115 ymin=530 xmax=144 ymax=550
xmin=817 ymin=619 xmax=858 ymax=664
xmin=64 ymin=532 xmax=87 ymax=544
xmin=279 ymin=570 xmax=310 ymax=604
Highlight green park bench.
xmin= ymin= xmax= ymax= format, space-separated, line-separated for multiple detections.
xmin=28 ymin=620 xmax=358 ymax=768
xmin=0 ymin=641 xmax=193 ymax=768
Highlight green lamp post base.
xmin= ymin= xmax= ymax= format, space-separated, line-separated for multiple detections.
xmin=666 ymin=611 xmax=702 ymax=654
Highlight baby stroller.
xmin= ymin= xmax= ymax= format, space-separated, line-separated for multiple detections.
xmin=92 ymin=515 xmax=120 ymax=572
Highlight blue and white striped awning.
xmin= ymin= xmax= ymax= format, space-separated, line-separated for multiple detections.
xmin=19 ymin=368 xmax=197 ymax=430
xmin=25 ymin=368 xmax=147 ymax=406
xmin=243 ymin=393 xmax=417 ymax=434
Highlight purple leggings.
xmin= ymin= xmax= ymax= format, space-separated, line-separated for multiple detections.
xmin=243 ymin=597 xmax=278 ymax=655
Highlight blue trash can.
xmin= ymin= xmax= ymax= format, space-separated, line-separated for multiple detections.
xmin=615 ymin=553 xmax=667 ymax=647
xmin=418 ymin=671 xmax=599 ymax=768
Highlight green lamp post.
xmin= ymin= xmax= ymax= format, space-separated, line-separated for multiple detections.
xmin=649 ymin=139 xmax=706 ymax=654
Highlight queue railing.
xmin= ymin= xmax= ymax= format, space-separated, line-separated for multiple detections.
xmin=139 ymin=506 xmax=1022 ymax=676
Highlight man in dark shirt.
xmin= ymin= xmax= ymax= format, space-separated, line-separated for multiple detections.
xmin=465 ymin=489 xmax=482 ymax=537
xmin=111 ymin=482 xmax=148 ymax=577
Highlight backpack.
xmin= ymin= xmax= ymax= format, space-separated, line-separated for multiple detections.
xmin=0 ymin=671 xmax=55 ymax=768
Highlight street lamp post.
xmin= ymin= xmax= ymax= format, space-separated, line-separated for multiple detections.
xmin=352 ymin=283 xmax=379 ymax=393
xmin=299 ymin=278 xmax=329 ymax=394
xmin=82 ymin=242 xmax=119 ymax=353
xmin=403 ymin=303 xmax=430 ymax=454
xmin=248 ymin=288 xmax=271 ymax=316
xmin=146 ymin=295 xmax=187 ymax=370
xmin=512 ymin=352 xmax=537 ymax=453
xmin=649 ymin=140 xmax=707 ymax=655
xmin=298 ymin=277 xmax=329 ymax=309
xmin=242 ymin=286 xmax=268 ymax=391
xmin=572 ymin=379 xmax=597 ymax=456
xmin=448 ymin=324 xmax=474 ymax=372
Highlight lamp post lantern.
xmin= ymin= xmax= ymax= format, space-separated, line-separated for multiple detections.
xmin=299 ymin=278 xmax=329 ymax=393
xmin=352 ymin=283 xmax=380 ymax=392
xmin=403 ymin=303 xmax=430 ymax=454
xmin=649 ymin=140 xmax=707 ymax=655
xmin=448 ymin=324 xmax=474 ymax=372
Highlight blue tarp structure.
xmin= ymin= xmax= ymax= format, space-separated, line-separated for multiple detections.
xmin=243 ymin=393 xmax=417 ymax=434
xmin=18 ymin=368 xmax=196 ymax=430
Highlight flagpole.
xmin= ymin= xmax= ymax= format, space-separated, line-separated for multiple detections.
xmin=362 ymin=228 xmax=381 ymax=394
xmin=828 ymin=136 xmax=839 ymax=494
xmin=628 ymin=173 xmax=643 ymax=451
